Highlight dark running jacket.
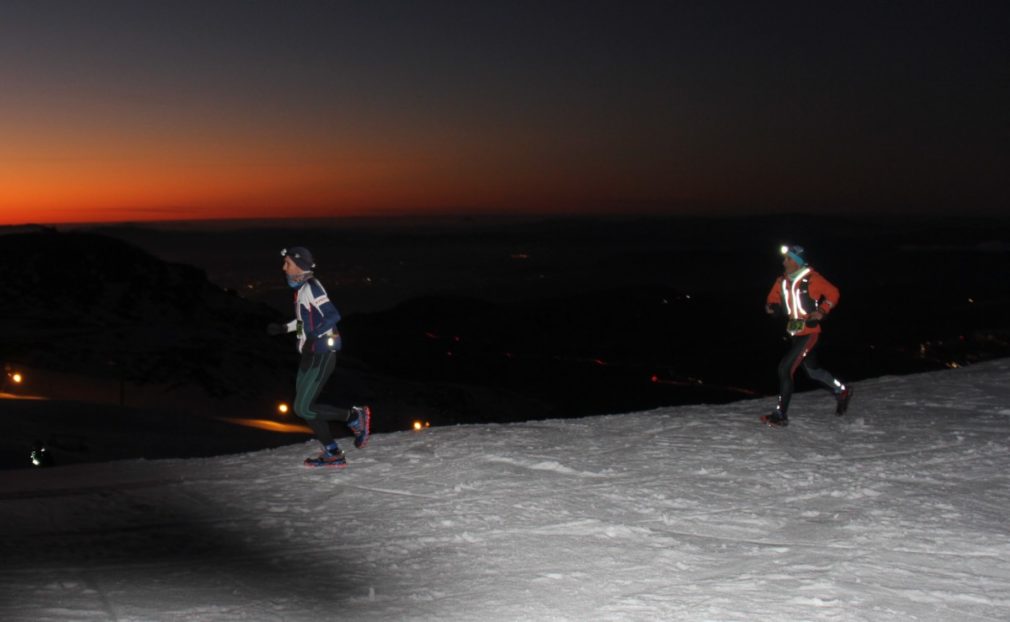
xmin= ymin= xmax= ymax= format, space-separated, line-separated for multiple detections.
xmin=283 ymin=278 xmax=342 ymax=353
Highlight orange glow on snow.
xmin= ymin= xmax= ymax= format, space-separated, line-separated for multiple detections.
xmin=216 ymin=417 xmax=311 ymax=434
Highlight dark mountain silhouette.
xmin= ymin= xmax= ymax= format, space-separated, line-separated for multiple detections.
xmin=0 ymin=226 xmax=294 ymax=401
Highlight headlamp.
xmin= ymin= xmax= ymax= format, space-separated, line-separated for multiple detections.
xmin=780 ymin=245 xmax=806 ymax=266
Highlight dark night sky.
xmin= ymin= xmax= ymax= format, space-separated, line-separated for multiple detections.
xmin=1 ymin=0 xmax=1007 ymax=224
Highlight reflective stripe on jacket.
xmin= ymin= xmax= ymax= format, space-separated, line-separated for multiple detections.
xmin=766 ymin=267 xmax=839 ymax=336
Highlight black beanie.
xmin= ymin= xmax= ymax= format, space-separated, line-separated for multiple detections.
xmin=283 ymin=247 xmax=315 ymax=271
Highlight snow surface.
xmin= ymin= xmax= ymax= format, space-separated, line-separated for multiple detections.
xmin=2 ymin=361 xmax=1010 ymax=621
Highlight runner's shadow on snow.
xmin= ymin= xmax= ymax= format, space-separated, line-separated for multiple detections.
xmin=0 ymin=480 xmax=381 ymax=608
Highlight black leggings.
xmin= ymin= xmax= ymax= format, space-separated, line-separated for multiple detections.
xmin=777 ymin=333 xmax=841 ymax=415
xmin=294 ymin=351 xmax=350 ymax=446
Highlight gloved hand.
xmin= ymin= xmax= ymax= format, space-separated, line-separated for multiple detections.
xmin=266 ymin=323 xmax=286 ymax=336
xmin=805 ymin=310 xmax=824 ymax=328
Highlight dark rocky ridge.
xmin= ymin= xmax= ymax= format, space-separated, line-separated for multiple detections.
xmin=0 ymin=227 xmax=293 ymax=400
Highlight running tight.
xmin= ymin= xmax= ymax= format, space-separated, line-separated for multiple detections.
xmin=776 ymin=333 xmax=842 ymax=415
xmin=294 ymin=350 xmax=350 ymax=446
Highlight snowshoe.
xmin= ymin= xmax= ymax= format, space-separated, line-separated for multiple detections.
xmin=304 ymin=449 xmax=348 ymax=468
xmin=348 ymin=405 xmax=372 ymax=449
xmin=835 ymin=387 xmax=852 ymax=416
xmin=760 ymin=411 xmax=789 ymax=427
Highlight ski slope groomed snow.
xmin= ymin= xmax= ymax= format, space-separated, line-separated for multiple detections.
xmin=2 ymin=360 xmax=1010 ymax=621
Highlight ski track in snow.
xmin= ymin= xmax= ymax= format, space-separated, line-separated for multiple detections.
xmin=1 ymin=361 xmax=1009 ymax=621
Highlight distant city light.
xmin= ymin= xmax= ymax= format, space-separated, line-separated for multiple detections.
xmin=30 ymin=443 xmax=51 ymax=467
xmin=11 ymin=373 xmax=22 ymax=384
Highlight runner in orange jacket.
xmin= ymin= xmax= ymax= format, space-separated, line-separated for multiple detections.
xmin=762 ymin=245 xmax=851 ymax=426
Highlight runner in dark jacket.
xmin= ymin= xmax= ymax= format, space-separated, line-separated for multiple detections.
xmin=268 ymin=246 xmax=371 ymax=466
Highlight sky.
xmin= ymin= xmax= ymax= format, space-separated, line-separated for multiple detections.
xmin=2 ymin=360 xmax=1009 ymax=619
xmin=1 ymin=1 xmax=1007 ymax=225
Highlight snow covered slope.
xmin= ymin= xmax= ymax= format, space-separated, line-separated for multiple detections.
xmin=2 ymin=360 xmax=1009 ymax=621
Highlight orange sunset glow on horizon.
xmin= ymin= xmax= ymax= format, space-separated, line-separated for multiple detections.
xmin=0 ymin=101 xmax=689 ymax=226
xmin=0 ymin=124 xmax=697 ymax=226
xmin=0 ymin=158 xmax=666 ymax=226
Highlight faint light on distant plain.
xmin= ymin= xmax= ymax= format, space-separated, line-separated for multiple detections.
xmin=30 ymin=443 xmax=51 ymax=467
